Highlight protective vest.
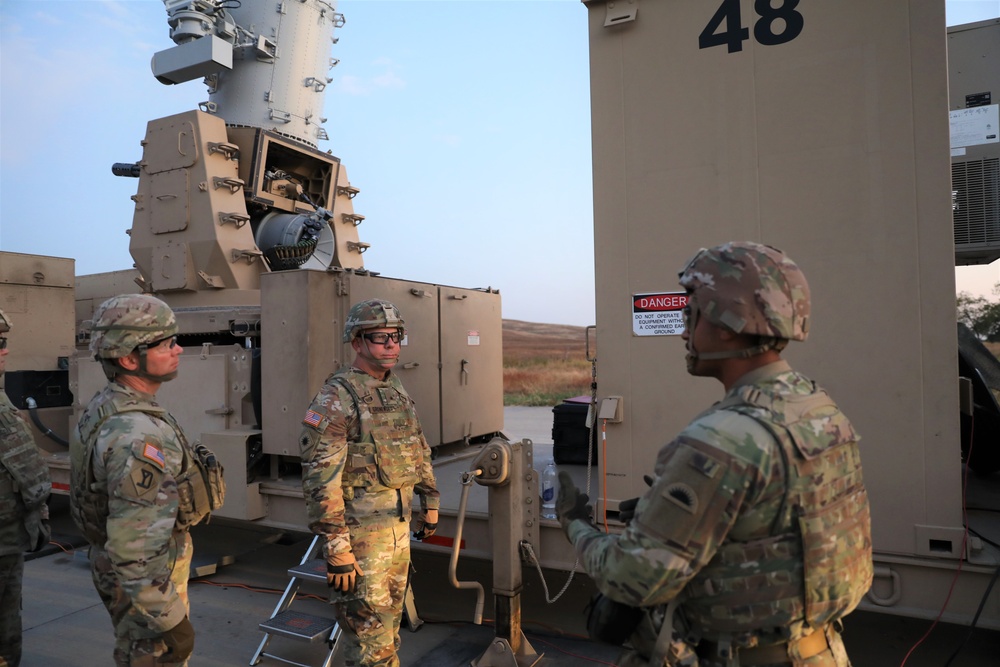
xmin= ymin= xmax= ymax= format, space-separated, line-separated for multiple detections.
xmin=681 ymin=382 xmax=873 ymax=638
xmin=71 ymin=388 xmax=224 ymax=546
xmin=332 ymin=373 xmax=422 ymax=492
xmin=0 ymin=393 xmax=51 ymax=554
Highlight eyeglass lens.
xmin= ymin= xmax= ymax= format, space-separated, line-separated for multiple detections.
xmin=364 ymin=331 xmax=402 ymax=344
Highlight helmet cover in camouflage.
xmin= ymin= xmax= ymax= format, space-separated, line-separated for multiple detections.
xmin=343 ymin=299 xmax=405 ymax=343
xmin=0 ymin=308 xmax=10 ymax=333
xmin=678 ymin=241 xmax=810 ymax=341
xmin=89 ymin=294 xmax=178 ymax=359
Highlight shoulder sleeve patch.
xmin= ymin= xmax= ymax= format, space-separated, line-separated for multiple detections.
xmin=123 ymin=461 xmax=164 ymax=503
xmin=303 ymin=409 xmax=326 ymax=430
xmin=140 ymin=442 xmax=167 ymax=470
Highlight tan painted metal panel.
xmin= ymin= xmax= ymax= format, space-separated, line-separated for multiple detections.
xmin=439 ymin=285 xmax=503 ymax=444
xmin=0 ymin=252 xmax=76 ymax=374
xmin=585 ymin=0 xmax=960 ymax=559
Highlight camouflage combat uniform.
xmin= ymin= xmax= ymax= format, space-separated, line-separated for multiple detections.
xmin=70 ymin=382 xmax=203 ymax=667
xmin=564 ymin=242 xmax=873 ymax=667
xmin=300 ymin=366 xmax=440 ymax=667
xmin=0 ymin=392 xmax=51 ymax=667
xmin=568 ymin=362 xmax=872 ymax=666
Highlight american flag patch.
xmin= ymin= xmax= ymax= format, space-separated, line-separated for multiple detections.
xmin=303 ymin=410 xmax=324 ymax=428
xmin=142 ymin=442 xmax=166 ymax=467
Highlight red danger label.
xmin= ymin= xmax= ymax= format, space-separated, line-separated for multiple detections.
xmin=633 ymin=293 xmax=688 ymax=312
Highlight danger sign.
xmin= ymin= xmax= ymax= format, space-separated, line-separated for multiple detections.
xmin=633 ymin=292 xmax=688 ymax=336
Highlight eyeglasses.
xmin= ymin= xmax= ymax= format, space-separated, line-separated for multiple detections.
xmin=146 ymin=335 xmax=178 ymax=350
xmin=0 ymin=337 xmax=7 ymax=350
xmin=362 ymin=331 xmax=402 ymax=345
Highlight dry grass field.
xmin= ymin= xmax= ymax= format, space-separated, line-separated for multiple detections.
xmin=502 ymin=319 xmax=592 ymax=406
xmin=501 ymin=323 xmax=1000 ymax=407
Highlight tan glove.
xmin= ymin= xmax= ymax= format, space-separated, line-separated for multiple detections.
xmin=327 ymin=551 xmax=364 ymax=593
xmin=162 ymin=617 xmax=195 ymax=661
xmin=413 ymin=509 xmax=438 ymax=540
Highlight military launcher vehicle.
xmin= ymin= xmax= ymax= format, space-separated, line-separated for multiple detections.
xmin=1 ymin=0 xmax=998 ymax=643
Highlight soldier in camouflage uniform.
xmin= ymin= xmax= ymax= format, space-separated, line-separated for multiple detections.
xmin=558 ymin=242 xmax=873 ymax=667
xmin=70 ymin=294 xmax=224 ymax=667
xmin=300 ymin=298 xmax=440 ymax=667
xmin=0 ymin=310 xmax=52 ymax=667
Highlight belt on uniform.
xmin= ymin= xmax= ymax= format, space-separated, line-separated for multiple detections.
xmin=699 ymin=630 xmax=829 ymax=665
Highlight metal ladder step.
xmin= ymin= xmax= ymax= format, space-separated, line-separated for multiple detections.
xmin=258 ymin=610 xmax=338 ymax=643
xmin=287 ymin=559 xmax=327 ymax=583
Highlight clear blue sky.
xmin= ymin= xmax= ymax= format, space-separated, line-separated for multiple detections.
xmin=1 ymin=1 xmax=997 ymax=325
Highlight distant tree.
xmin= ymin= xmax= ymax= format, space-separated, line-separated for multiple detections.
xmin=958 ymin=282 xmax=1000 ymax=342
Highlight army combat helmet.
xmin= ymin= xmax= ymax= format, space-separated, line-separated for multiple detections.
xmin=678 ymin=241 xmax=810 ymax=360
xmin=343 ymin=298 xmax=405 ymax=343
xmin=89 ymin=294 xmax=179 ymax=381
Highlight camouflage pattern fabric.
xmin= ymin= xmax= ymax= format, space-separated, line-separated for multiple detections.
xmin=342 ymin=299 xmax=405 ymax=343
xmin=0 ymin=392 xmax=51 ymax=557
xmin=329 ymin=522 xmax=411 ymax=667
xmin=71 ymin=382 xmax=200 ymax=667
xmin=300 ymin=366 xmax=439 ymax=665
xmin=565 ymin=361 xmax=871 ymax=667
xmin=91 ymin=535 xmax=193 ymax=667
xmin=0 ymin=391 xmax=51 ymax=667
xmin=89 ymin=294 xmax=178 ymax=359
xmin=679 ymin=242 xmax=810 ymax=341
xmin=0 ymin=553 xmax=24 ymax=667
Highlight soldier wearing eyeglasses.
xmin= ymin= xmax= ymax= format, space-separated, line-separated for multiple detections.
xmin=70 ymin=294 xmax=224 ymax=667
xmin=299 ymin=298 xmax=439 ymax=667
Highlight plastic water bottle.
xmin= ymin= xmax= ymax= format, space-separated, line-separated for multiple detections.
xmin=541 ymin=461 xmax=558 ymax=519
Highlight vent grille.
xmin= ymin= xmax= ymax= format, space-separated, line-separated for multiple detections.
xmin=953 ymin=158 xmax=1000 ymax=249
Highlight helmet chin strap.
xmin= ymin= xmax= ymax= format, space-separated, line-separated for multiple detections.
xmin=105 ymin=346 xmax=177 ymax=383
xmin=685 ymin=305 xmax=785 ymax=370
xmin=360 ymin=338 xmax=397 ymax=369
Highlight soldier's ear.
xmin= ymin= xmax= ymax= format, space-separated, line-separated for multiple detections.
xmin=117 ymin=351 xmax=140 ymax=371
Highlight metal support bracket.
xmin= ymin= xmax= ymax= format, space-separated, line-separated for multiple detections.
xmin=341 ymin=213 xmax=365 ymax=226
xmin=472 ymin=637 xmax=541 ymax=667
xmin=218 ymin=212 xmax=250 ymax=228
xmin=337 ymin=184 xmax=360 ymax=199
xmin=213 ymin=176 xmax=245 ymax=193
xmin=208 ymin=142 xmax=240 ymax=160
xmin=231 ymin=248 xmax=263 ymax=264
xmin=346 ymin=241 xmax=370 ymax=254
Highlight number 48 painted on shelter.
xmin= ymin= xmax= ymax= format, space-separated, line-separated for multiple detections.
xmin=699 ymin=0 xmax=804 ymax=53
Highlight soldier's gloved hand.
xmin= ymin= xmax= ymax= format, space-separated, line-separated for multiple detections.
xmin=556 ymin=471 xmax=593 ymax=533
xmin=617 ymin=475 xmax=654 ymax=525
xmin=327 ymin=551 xmax=364 ymax=593
xmin=162 ymin=617 xmax=195 ymax=661
xmin=413 ymin=509 xmax=438 ymax=541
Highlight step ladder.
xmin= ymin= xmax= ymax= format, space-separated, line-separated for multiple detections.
xmin=250 ymin=534 xmax=425 ymax=667
xmin=250 ymin=535 xmax=341 ymax=667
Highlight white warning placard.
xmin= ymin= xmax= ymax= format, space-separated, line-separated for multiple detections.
xmin=633 ymin=292 xmax=688 ymax=336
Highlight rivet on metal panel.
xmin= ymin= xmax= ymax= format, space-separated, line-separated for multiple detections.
xmin=605 ymin=0 xmax=638 ymax=27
